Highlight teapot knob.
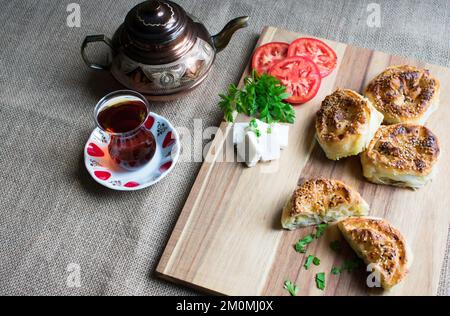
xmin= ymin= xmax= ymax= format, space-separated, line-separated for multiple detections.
xmin=136 ymin=0 xmax=175 ymax=27
xmin=140 ymin=0 xmax=162 ymax=14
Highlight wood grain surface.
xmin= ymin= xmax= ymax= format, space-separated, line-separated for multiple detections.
xmin=156 ymin=26 xmax=450 ymax=296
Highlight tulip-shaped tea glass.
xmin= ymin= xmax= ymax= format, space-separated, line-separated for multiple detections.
xmin=94 ymin=90 xmax=156 ymax=170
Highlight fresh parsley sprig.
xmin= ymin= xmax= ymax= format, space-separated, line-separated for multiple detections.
xmin=284 ymin=280 xmax=299 ymax=296
xmin=219 ymin=70 xmax=295 ymax=124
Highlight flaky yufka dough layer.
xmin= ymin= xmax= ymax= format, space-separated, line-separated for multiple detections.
xmin=282 ymin=178 xmax=369 ymax=229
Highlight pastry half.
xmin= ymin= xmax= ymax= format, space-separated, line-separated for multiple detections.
xmin=316 ymin=89 xmax=384 ymax=160
xmin=281 ymin=178 xmax=369 ymax=229
xmin=365 ymin=65 xmax=440 ymax=125
xmin=361 ymin=124 xmax=440 ymax=189
xmin=338 ymin=217 xmax=412 ymax=290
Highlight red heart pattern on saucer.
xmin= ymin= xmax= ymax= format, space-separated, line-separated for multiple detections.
xmin=84 ymin=112 xmax=180 ymax=191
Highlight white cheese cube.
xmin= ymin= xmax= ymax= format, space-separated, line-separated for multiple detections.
xmin=233 ymin=120 xmax=272 ymax=145
xmin=276 ymin=124 xmax=289 ymax=149
xmin=260 ymin=132 xmax=281 ymax=162
xmin=232 ymin=123 xmax=248 ymax=145
xmin=237 ymin=131 xmax=262 ymax=168
xmin=234 ymin=119 xmax=289 ymax=166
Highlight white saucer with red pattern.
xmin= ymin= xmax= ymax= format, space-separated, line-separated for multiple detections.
xmin=84 ymin=112 xmax=180 ymax=191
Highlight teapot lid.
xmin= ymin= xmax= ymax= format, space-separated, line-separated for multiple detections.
xmin=121 ymin=0 xmax=198 ymax=64
xmin=125 ymin=0 xmax=187 ymax=43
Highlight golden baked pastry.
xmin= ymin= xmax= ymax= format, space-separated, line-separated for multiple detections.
xmin=316 ymin=89 xmax=384 ymax=160
xmin=281 ymin=178 xmax=369 ymax=229
xmin=365 ymin=65 xmax=440 ymax=124
xmin=361 ymin=124 xmax=440 ymax=189
xmin=338 ymin=217 xmax=412 ymax=290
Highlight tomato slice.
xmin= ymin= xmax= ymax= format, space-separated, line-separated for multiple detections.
xmin=269 ymin=56 xmax=321 ymax=104
xmin=288 ymin=38 xmax=337 ymax=78
xmin=252 ymin=42 xmax=290 ymax=74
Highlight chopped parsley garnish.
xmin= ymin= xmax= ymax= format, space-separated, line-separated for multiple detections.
xmin=304 ymin=255 xmax=320 ymax=270
xmin=329 ymin=240 xmax=342 ymax=252
xmin=331 ymin=267 xmax=342 ymax=275
xmin=313 ymin=223 xmax=328 ymax=239
xmin=284 ymin=280 xmax=299 ymax=296
xmin=294 ymin=224 xmax=328 ymax=253
xmin=304 ymin=255 xmax=314 ymax=270
xmin=248 ymin=119 xmax=261 ymax=137
xmin=219 ymin=70 xmax=295 ymax=124
xmin=294 ymin=234 xmax=314 ymax=253
xmin=330 ymin=258 xmax=363 ymax=276
xmin=249 ymin=118 xmax=258 ymax=128
xmin=315 ymin=272 xmax=326 ymax=291
xmin=342 ymin=258 xmax=364 ymax=272
xmin=313 ymin=257 xmax=321 ymax=266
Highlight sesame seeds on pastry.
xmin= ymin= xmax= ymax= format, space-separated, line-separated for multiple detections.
xmin=365 ymin=65 xmax=440 ymax=125
xmin=361 ymin=124 xmax=440 ymax=189
xmin=316 ymin=89 xmax=384 ymax=160
xmin=281 ymin=178 xmax=369 ymax=229
xmin=338 ymin=217 xmax=412 ymax=290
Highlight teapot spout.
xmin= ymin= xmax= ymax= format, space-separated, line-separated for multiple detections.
xmin=212 ymin=16 xmax=249 ymax=53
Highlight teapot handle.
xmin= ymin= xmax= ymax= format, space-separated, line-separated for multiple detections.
xmin=81 ymin=35 xmax=113 ymax=71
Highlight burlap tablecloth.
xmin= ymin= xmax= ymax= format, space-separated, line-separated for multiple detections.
xmin=0 ymin=0 xmax=448 ymax=296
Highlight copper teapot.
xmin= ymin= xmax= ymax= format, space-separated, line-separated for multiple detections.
xmin=81 ymin=0 xmax=249 ymax=101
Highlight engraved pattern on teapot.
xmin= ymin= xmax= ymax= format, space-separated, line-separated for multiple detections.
xmin=112 ymin=38 xmax=214 ymax=93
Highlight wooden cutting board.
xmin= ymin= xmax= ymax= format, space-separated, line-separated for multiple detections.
xmin=157 ymin=26 xmax=450 ymax=296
